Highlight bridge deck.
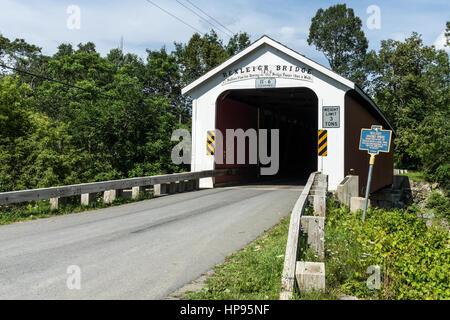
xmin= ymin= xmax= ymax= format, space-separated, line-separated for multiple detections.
xmin=0 ymin=184 xmax=303 ymax=299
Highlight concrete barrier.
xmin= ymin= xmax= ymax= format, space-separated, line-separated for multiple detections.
xmin=336 ymin=175 xmax=359 ymax=207
xmin=350 ymin=196 xmax=369 ymax=212
xmin=312 ymin=174 xmax=327 ymax=217
xmin=295 ymin=261 xmax=325 ymax=292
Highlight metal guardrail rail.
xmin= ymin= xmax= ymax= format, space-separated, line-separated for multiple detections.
xmin=0 ymin=169 xmax=238 ymax=205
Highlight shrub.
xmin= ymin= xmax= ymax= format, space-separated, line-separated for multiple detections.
xmin=425 ymin=191 xmax=449 ymax=219
xmin=325 ymin=200 xmax=450 ymax=299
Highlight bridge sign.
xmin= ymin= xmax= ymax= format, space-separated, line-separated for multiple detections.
xmin=359 ymin=125 xmax=392 ymax=156
xmin=322 ymin=106 xmax=340 ymax=128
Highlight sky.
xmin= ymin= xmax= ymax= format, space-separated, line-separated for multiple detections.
xmin=0 ymin=0 xmax=448 ymax=67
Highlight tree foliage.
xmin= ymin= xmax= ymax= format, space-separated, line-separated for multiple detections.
xmin=309 ymin=4 xmax=449 ymax=188
xmin=0 ymin=31 xmax=251 ymax=192
xmin=308 ymin=4 xmax=369 ymax=86
xmin=326 ymin=200 xmax=449 ymax=300
xmin=368 ymin=33 xmax=449 ymax=187
xmin=445 ymin=21 xmax=450 ymax=46
xmin=0 ymin=76 xmax=90 ymax=191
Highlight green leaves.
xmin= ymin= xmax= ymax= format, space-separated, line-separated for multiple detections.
xmin=174 ymin=30 xmax=250 ymax=86
xmin=1 ymin=30 xmax=246 ymax=192
xmin=308 ymin=4 xmax=369 ymax=86
xmin=0 ymin=36 xmax=182 ymax=191
xmin=325 ymin=200 xmax=450 ymax=299
xmin=308 ymin=9 xmax=448 ymax=189
xmin=0 ymin=76 xmax=90 ymax=191
xmin=369 ymin=31 xmax=449 ymax=187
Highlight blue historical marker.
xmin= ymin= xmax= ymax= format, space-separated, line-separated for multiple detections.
xmin=359 ymin=125 xmax=392 ymax=155
xmin=359 ymin=125 xmax=392 ymax=221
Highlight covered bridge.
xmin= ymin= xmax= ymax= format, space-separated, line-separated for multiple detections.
xmin=182 ymin=35 xmax=394 ymax=195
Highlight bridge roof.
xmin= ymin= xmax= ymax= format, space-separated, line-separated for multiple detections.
xmin=181 ymin=35 xmax=394 ymax=133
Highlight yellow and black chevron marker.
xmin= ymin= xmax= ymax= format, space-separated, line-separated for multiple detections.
xmin=318 ymin=129 xmax=328 ymax=156
xmin=206 ymin=130 xmax=215 ymax=156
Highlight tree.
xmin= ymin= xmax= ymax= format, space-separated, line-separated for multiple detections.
xmin=175 ymin=30 xmax=251 ymax=86
xmin=0 ymin=34 xmax=48 ymax=89
xmin=446 ymin=21 xmax=450 ymax=46
xmin=174 ymin=30 xmax=226 ymax=86
xmin=307 ymin=4 xmax=369 ymax=86
xmin=173 ymin=30 xmax=251 ymax=123
xmin=0 ymin=36 xmax=42 ymax=68
xmin=369 ymin=32 xmax=449 ymax=186
xmin=0 ymin=76 xmax=91 ymax=191
xmin=144 ymin=47 xmax=188 ymax=123
xmin=0 ymin=31 xmax=253 ymax=192
xmin=226 ymin=32 xmax=251 ymax=57
xmin=0 ymin=34 xmax=10 ymax=59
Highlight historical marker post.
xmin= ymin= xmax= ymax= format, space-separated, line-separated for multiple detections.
xmin=359 ymin=125 xmax=392 ymax=221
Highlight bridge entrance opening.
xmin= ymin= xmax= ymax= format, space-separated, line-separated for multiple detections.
xmin=215 ymin=87 xmax=318 ymax=185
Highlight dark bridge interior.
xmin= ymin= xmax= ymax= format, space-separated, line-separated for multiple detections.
xmin=215 ymin=87 xmax=318 ymax=184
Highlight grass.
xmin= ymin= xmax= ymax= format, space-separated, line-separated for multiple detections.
xmin=185 ymin=196 xmax=449 ymax=300
xmin=0 ymin=191 xmax=153 ymax=225
xmin=398 ymin=171 xmax=427 ymax=183
xmin=6 ymin=182 xmax=445 ymax=299
xmin=185 ymin=215 xmax=291 ymax=300
xmin=184 ymin=206 xmax=341 ymax=300
xmin=183 ymin=204 xmax=350 ymax=300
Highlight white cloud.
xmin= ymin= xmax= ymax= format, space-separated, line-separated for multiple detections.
xmin=434 ymin=31 xmax=449 ymax=52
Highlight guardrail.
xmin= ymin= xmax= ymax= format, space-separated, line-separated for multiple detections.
xmin=279 ymin=172 xmax=328 ymax=300
xmin=0 ymin=169 xmax=239 ymax=208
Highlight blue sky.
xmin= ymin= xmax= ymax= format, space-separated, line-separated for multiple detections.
xmin=0 ymin=0 xmax=448 ymax=66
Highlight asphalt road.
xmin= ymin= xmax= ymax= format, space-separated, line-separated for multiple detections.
xmin=0 ymin=184 xmax=303 ymax=299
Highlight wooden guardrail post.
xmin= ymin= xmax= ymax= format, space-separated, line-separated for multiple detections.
xmin=132 ymin=186 xmax=144 ymax=199
xmin=104 ymin=189 xmax=123 ymax=204
xmin=50 ymin=197 xmax=60 ymax=210
xmin=81 ymin=193 xmax=96 ymax=206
